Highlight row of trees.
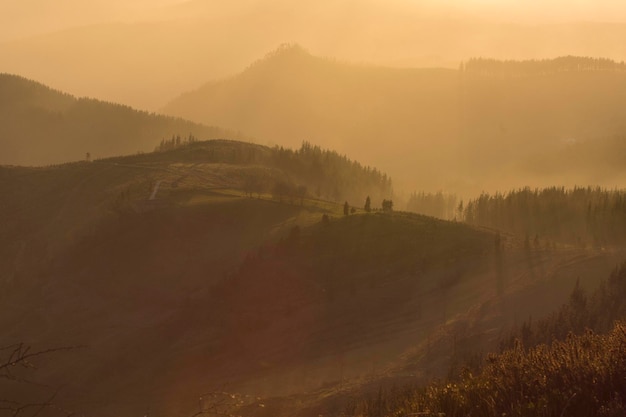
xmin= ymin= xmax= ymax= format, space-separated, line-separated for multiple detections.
xmin=463 ymin=186 xmax=626 ymax=247
xmin=272 ymin=141 xmax=393 ymax=203
xmin=149 ymin=140 xmax=393 ymax=207
xmin=462 ymin=56 xmax=626 ymax=78
xmin=154 ymin=134 xmax=199 ymax=152
xmin=406 ymin=191 xmax=458 ymax=220
xmin=342 ymin=196 xmax=392 ymax=215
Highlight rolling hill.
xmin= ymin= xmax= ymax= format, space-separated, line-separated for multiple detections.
xmin=163 ymin=45 xmax=626 ymax=195
xmin=0 ymin=73 xmax=235 ymax=166
xmin=1 ymin=140 xmax=622 ymax=417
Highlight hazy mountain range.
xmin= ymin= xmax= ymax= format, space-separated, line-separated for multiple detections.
xmin=3 ymin=0 xmax=626 ymax=110
xmin=4 ymin=45 xmax=626 ymax=417
xmin=163 ymin=45 xmax=626 ymax=194
xmin=5 ymin=45 xmax=626 ymax=195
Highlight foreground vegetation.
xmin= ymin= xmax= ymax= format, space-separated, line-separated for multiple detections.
xmin=355 ymin=323 xmax=626 ymax=417
xmin=354 ymin=263 xmax=626 ymax=417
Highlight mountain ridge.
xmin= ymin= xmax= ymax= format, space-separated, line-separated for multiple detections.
xmin=0 ymin=73 xmax=239 ymax=166
xmin=162 ymin=47 xmax=626 ymax=195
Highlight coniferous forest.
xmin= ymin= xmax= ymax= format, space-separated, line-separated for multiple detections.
xmin=463 ymin=187 xmax=626 ymax=247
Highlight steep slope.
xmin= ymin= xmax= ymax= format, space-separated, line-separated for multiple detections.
xmin=163 ymin=47 xmax=626 ymax=194
xmin=0 ymin=74 xmax=233 ymax=166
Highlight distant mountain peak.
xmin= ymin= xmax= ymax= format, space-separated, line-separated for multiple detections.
xmin=246 ymin=43 xmax=316 ymax=71
xmin=267 ymin=43 xmax=310 ymax=57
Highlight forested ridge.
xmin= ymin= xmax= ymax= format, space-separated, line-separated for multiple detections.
xmin=462 ymin=186 xmax=626 ymax=247
xmin=462 ymin=56 xmax=626 ymax=77
xmin=0 ymin=73 xmax=232 ymax=166
xmin=152 ymin=139 xmax=392 ymax=204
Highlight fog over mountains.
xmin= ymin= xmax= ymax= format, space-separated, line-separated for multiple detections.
xmin=3 ymin=0 xmax=626 ymax=110
xmin=5 ymin=44 xmax=626 ymax=196
xmin=163 ymin=45 xmax=626 ymax=195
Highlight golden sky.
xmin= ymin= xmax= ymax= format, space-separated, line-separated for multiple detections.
xmin=3 ymin=0 xmax=626 ymax=111
xmin=3 ymin=0 xmax=626 ymax=41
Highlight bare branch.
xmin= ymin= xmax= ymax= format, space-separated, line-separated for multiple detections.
xmin=0 ymin=343 xmax=82 ymax=417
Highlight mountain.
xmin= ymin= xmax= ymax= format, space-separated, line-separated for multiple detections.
xmin=163 ymin=46 xmax=626 ymax=195
xmin=163 ymin=44 xmax=460 ymax=192
xmin=0 ymin=74 xmax=234 ymax=166
xmin=1 ymin=140 xmax=621 ymax=417
xmin=4 ymin=0 xmax=626 ymax=111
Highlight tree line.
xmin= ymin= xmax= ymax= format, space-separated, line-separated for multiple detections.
xmin=269 ymin=141 xmax=392 ymax=204
xmin=462 ymin=56 xmax=626 ymax=78
xmin=462 ymin=186 xmax=626 ymax=247
xmin=406 ymin=191 xmax=458 ymax=220
xmin=149 ymin=139 xmax=393 ymax=206
xmin=154 ymin=134 xmax=199 ymax=152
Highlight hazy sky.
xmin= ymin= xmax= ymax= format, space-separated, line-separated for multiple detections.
xmin=0 ymin=0 xmax=185 ymax=40
xmin=3 ymin=0 xmax=626 ymax=111
xmin=3 ymin=0 xmax=626 ymax=42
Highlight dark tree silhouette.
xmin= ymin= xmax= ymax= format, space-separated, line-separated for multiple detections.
xmin=364 ymin=196 xmax=371 ymax=212
xmin=0 ymin=343 xmax=77 ymax=417
xmin=343 ymin=201 xmax=350 ymax=216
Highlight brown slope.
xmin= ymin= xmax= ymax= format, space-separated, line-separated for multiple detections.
xmin=2 ymin=151 xmax=623 ymax=417
xmin=0 ymin=74 xmax=232 ymax=166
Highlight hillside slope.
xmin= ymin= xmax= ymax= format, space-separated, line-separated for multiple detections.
xmin=0 ymin=74 xmax=234 ymax=166
xmin=0 ymin=139 xmax=390 ymax=289
xmin=2 ymin=141 xmax=623 ymax=417
xmin=0 ymin=141 xmax=485 ymax=416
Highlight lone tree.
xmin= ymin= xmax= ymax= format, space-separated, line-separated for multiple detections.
xmin=364 ymin=196 xmax=371 ymax=212
xmin=382 ymin=199 xmax=394 ymax=212
xmin=343 ymin=201 xmax=350 ymax=216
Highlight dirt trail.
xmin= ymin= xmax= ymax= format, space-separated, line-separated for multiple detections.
xmin=149 ymin=180 xmax=162 ymax=200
